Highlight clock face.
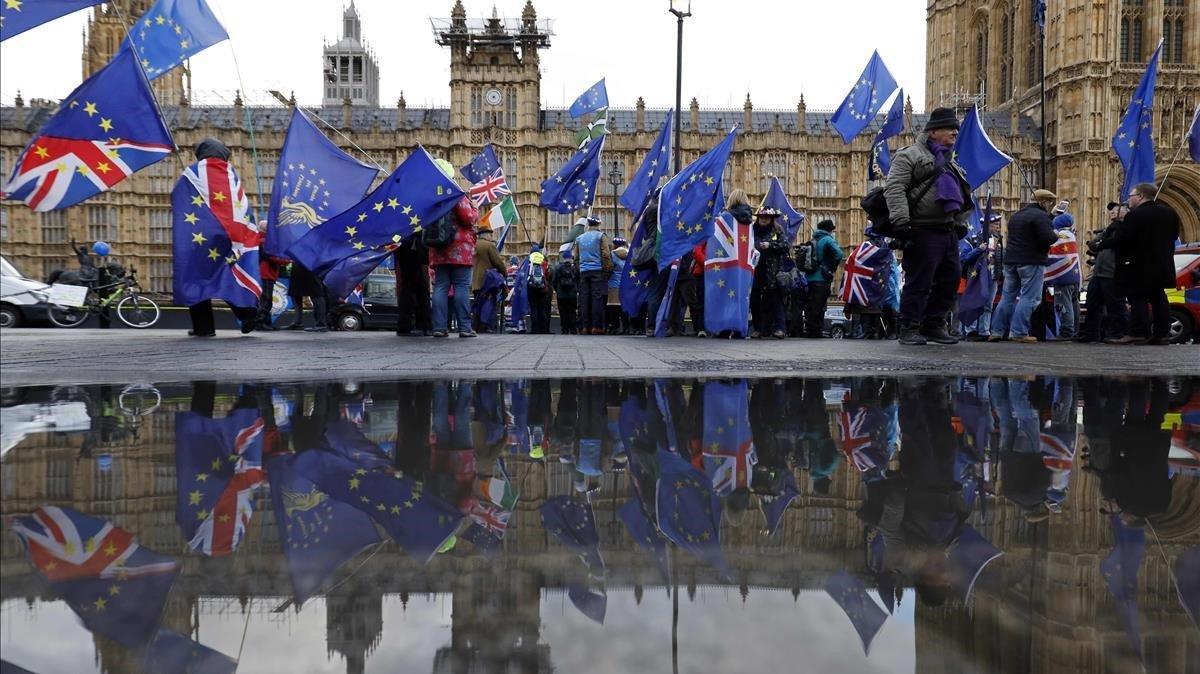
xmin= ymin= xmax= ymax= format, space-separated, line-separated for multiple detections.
xmin=485 ymin=88 xmax=503 ymax=106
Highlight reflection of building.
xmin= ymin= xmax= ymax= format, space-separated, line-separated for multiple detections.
xmin=326 ymin=584 xmax=384 ymax=674
xmin=0 ymin=1 xmax=1044 ymax=293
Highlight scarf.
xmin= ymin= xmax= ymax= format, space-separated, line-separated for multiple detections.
xmin=928 ymin=141 xmax=964 ymax=214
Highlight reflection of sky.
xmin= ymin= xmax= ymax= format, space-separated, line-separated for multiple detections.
xmin=2 ymin=599 xmax=104 ymax=674
xmin=540 ymin=588 xmax=915 ymax=674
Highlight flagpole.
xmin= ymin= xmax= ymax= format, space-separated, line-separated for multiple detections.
xmin=1154 ymin=105 xmax=1199 ymax=200
xmin=669 ymin=1 xmax=692 ymax=175
xmin=1039 ymin=25 xmax=1047 ymax=187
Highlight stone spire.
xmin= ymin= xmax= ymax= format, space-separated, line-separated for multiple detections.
xmin=743 ymin=93 xmax=753 ymax=132
xmin=797 ymin=94 xmax=807 ymax=135
xmin=397 ymin=91 xmax=407 ymax=129
xmin=451 ymin=0 xmax=466 ymax=29
xmin=690 ymin=97 xmax=700 ymax=132
xmin=636 ymin=96 xmax=646 ymax=132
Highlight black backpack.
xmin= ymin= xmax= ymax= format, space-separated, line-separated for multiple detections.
xmin=795 ymin=241 xmax=817 ymax=274
xmin=860 ymin=168 xmax=942 ymax=237
xmin=556 ymin=263 xmax=578 ymax=298
xmin=421 ymin=215 xmax=456 ymax=249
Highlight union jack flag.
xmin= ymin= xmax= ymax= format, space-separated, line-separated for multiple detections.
xmin=1044 ymin=231 xmax=1081 ymax=286
xmin=8 ymin=506 xmax=178 ymax=582
xmin=704 ymin=212 xmax=759 ymax=334
xmin=467 ymin=499 xmax=512 ymax=537
xmin=183 ymin=158 xmax=262 ymax=295
xmin=839 ymin=240 xmax=889 ymax=307
xmin=838 ymin=407 xmax=877 ymax=471
xmin=468 ymin=168 xmax=511 ymax=208
xmin=1040 ymin=431 xmax=1075 ymax=472
xmin=2 ymin=47 xmax=173 ymax=212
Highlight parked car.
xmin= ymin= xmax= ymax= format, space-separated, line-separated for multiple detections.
xmin=0 ymin=256 xmax=52 ymax=328
xmin=1168 ymin=245 xmax=1200 ymax=344
xmin=824 ymin=304 xmax=850 ymax=338
xmin=333 ymin=273 xmax=400 ymax=331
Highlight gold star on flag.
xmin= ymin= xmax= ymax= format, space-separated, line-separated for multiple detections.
xmin=196 ymin=508 xmax=209 ymax=520
xmin=184 ymin=212 xmax=199 ymax=225
xmin=390 ymin=505 xmax=401 ymax=514
xmin=352 ymin=241 xmax=365 ymax=250
xmin=401 ymin=205 xmax=412 ymax=215
xmin=76 ymin=165 xmax=90 ymax=176
xmin=174 ymin=24 xmax=182 ymax=34
xmin=217 ymin=514 xmax=230 ymax=523
xmin=207 ymin=248 xmax=220 ymax=261
xmin=211 ymin=458 xmax=222 ymax=470
xmin=705 ymin=176 xmax=714 ymax=186
xmin=349 ymin=477 xmax=361 ymax=490
xmin=196 ymin=472 xmax=209 ymax=482
xmin=155 ymin=15 xmax=166 ymax=24
xmin=103 ymin=542 xmax=118 ymax=556
xmin=191 ymin=195 xmax=204 ymax=206
xmin=93 ymin=597 xmax=107 ymax=611
xmin=387 ymin=198 xmax=399 ymax=209
xmin=192 ymin=232 xmax=207 ymax=245
xmin=83 ymin=101 xmax=98 ymax=117
xmin=345 ymin=226 xmax=357 ymax=237
xmin=409 ymin=215 xmax=421 ymax=226
xmin=356 ymin=213 xmax=367 ymax=222
xmin=180 ymin=39 xmax=189 ymax=49
xmin=98 ymin=118 xmax=113 ymax=132
xmin=33 ymin=146 xmax=49 ymax=159
xmin=95 ymin=162 xmax=112 ymax=174
xmin=372 ymin=202 xmax=384 ymax=213
xmin=212 ymin=191 xmax=226 ymax=202
xmin=108 ymin=585 xmax=121 ymax=596
xmin=189 ymin=490 xmax=202 ymax=505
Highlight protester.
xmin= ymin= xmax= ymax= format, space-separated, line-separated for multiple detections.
xmin=394 ymin=237 xmax=432 ymax=336
xmin=572 ymin=215 xmax=612 ymax=335
xmin=471 ymin=222 xmax=508 ymax=333
xmin=256 ymin=255 xmax=284 ymax=330
xmin=429 ymin=196 xmax=480 ymax=338
xmin=884 ymin=107 xmax=973 ymax=346
xmin=959 ymin=214 xmax=1002 ymax=341
xmin=989 ymin=189 xmax=1058 ymax=343
xmin=705 ymin=190 xmax=756 ymax=339
xmin=676 ymin=242 xmax=706 ymax=336
xmin=749 ymin=207 xmax=789 ymax=339
xmin=1095 ymin=182 xmax=1182 ymax=345
xmin=607 ymin=237 xmax=630 ymax=334
xmin=553 ymin=244 xmax=580 ymax=335
xmin=1048 ymin=211 xmax=1082 ymax=340
xmin=802 ymin=219 xmax=845 ymax=338
xmin=527 ymin=245 xmax=553 ymax=334
xmin=1076 ymin=202 xmax=1130 ymax=343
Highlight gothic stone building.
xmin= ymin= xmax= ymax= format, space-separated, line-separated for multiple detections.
xmin=5 ymin=1 xmax=1191 ymax=296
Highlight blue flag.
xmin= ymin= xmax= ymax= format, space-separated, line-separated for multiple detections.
xmin=1187 ymin=105 xmax=1200 ymax=165
xmin=617 ymin=498 xmax=671 ymax=584
xmin=569 ymin=78 xmax=608 ymax=118
xmin=146 ymin=629 xmax=238 ymax=674
xmin=0 ymin=0 xmax=103 ymax=41
xmin=954 ymin=106 xmax=1013 ymax=190
xmin=868 ymin=89 xmax=906 ymax=182
xmin=830 ymin=50 xmax=899 ymax=144
xmin=762 ymin=176 xmax=805 ymax=243
xmin=171 ymin=158 xmax=263 ymax=308
xmin=266 ymin=451 xmax=382 ymax=606
xmin=265 ymin=109 xmax=378 ymax=258
xmin=763 ymin=472 xmax=800 ymax=537
xmin=656 ymin=447 xmax=731 ymax=579
xmin=508 ymin=258 xmax=530 ymax=331
xmin=946 ymin=525 xmax=1003 ymax=603
xmin=620 ymin=110 xmax=673 ymax=215
xmin=619 ymin=204 xmax=658 ymax=317
xmin=654 ymin=263 xmax=680 ymax=338
xmin=1100 ymin=514 xmax=1146 ymax=663
xmin=123 ymin=0 xmax=228 ymax=79
xmin=824 ymin=571 xmax=888 ymax=654
xmin=568 ymin=583 xmax=608 ymax=624
xmin=287 ymin=147 xmax=464 ymax=297
xmin=539 ymin=135 xmax=605 ymax=214
xmin=2 ymin=47 xmax=173 ymax=212
xmin=175 ymin=408 xmax=266 ymax=557
xmin=863 ymin=527 xmax=897 ymax=613
xmin=702 ymin=381 xmax=756 ymax=496
xmin=657 ymin=128 xmax=738 ymax=271
xmin=1034 ymin=0 xmax=1047 ymax=34
xmin=461 ymin=143 xmax=500 ymax=184
xmin=540 ymin=495 xmax=605 ymax=570
xmin=704 ymin=210 xmax=756 ymax=335
xmin=8 ymin=506 xmax=180 ymax=649
xmin=958 ymin=197 xmax=994 ymax=326
xmin=1113 ymin=41 xmax=1163 ymax=200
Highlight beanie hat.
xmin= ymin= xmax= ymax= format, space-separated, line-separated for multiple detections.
xmin=817 ymin=219 xmax=836 ymax=232
xmin=1052 ymin=213 xmax=1075 ymax=230
xmin=924 ymin=108 xmax=960 ymax=132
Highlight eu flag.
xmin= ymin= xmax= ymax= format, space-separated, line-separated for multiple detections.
xmin=657 ymin=128 xmax=737 ymax=271
xmin=618 ymin=499 xmax=670 ymax=584
xmin=1189 ymin=105 xmax=1200 ymax=164
xmin=266 ymin=451 xmax=382 ymax=606
xmin=1034 ymin=0 xmax=1047 ymax=34
xmin=656 ymin=448 xmax=731 ymax=579
xmin=146 ymin=629 xmax=238 ymax=674
xmin=823 ymin=571 xmax=888 ymax=654
xmin=569 ymin=78 xmax=609 ymax=118
xmin=704 ymin=209 xmax=756 ymax=335
xmin=653 ymin=263 xmax=680 ymax=338
xmin=946 ymin=525 xmax=1003 ymax=603
xmin=123 ymin=0 xmax=228 ymax=79
xmin=287 ymin=147 xmax=465 ymax=297
xmin=8 ymin=506 xmax=180 ymax=649
xmin=461 ymin=143 xmax=501 ymax=185
xmin=1113 ymin=41 xmax=1163 ymax=199
xmin=172 ymin=157 xmax=264 ymax=308
xmin=830 ymin=50 xmax=899 ymax=144
xmin=762 ymin=472 xmax=800 ymax=538
xmin=175 ymin=408 xmax=266 ymax=557
xmin=954 ymin=106 xmax=1013 ymax=190
xmin=508 ymin=258 xmax=531 ymax=330
xmin=0 ymin=0 xmax=103 ymax=41
xmin=539 ymin=135 xmax=605 ymax=214
xmin=702 ymin=381 xmax=756 ymax=496
xmin=620 ymin=110 xmax=673 ymax=215
xmin=1100 ymin=513 xmax=1146 ymax=663
xmin=539 ymin=495 xmax=605 ymax=570
xmin=761 ymin=176 xmax=805 ymax=243
xmin=264 ymin=109 xmax=379 ymax=257
xmin=619 ymin=204 xmax=658 ymax=316
xmin=957 ymin=197 xmax=994 ymax=326
xmin=2 ymin=47 xmax=173 ymax=212
xmin=868 ymin=89 xmax=905 ymax=182
xmin=568 ymin=583 xmax=608 ymax=624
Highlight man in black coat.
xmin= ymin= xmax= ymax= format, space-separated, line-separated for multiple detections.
xmin=1095 ymin=182 xmax=1181 ymax=344
xmin=988 ymin=190 xmax=1059 ymax=343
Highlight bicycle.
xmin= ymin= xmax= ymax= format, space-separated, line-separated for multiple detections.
xmin=47 ymin=267 xmax=161 ymax=329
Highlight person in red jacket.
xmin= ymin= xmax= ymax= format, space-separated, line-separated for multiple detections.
xmin=677 ymin=241 xmax=707 ymax=337
xmin=429 ymin=197 xmax=480 ymax=338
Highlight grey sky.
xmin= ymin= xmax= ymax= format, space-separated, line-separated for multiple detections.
xmin=0 ymin=1 xmax=928 ymax=112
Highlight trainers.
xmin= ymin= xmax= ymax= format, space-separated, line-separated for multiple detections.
xmin=696 ymin=331 xmax=709 ymax=338
xmin=459 ymin=331 xmax=477 ymax=338
xmin=1011 ymin=335 xmax=1038 ymax=344
xmin=772 ymin=330 xmax=786 ymax=340
xmin=432 ymin=330 xmax=448 ymax=338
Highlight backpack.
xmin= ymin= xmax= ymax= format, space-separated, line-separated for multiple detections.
xmin=556 ymin=263 xmax=578 ymax=298
xmin=528 ymin=262 xmax=546 ymax=291
xmin=795 ymin=241 xmax=817 ymax=274
xmin=860 ymin=167 xmax=942 ymax=238
xmin=421 ymin=215 xmax=456 ymax=249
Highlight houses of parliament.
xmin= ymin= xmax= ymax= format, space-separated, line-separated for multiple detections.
xmin=0 ymin=1 xmax=1198 ymax=295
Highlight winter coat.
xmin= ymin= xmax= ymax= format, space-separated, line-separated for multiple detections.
xmin=1095 ymin=199 xmax=1181 ymax=294
xmin=1002 ymin=203 xmax=1058 ymax=266
xmin=608 ymin=247 xmax=629 ymax=290
xmin=1088 ymin=220 xmax=1121 ymax=279
xmin=752 ymin=222 xmax=790 ymax=289
xmin=806 ymin=229 xmax=845 ymax=283
xmin=883 ymin=133 xmax=972 ymax=229
xmin=428 ymin=197 xmax=479 ymax=268
xmin=552 ymin=261 xmax=579 ymax=301
xmin=471 ymin=235 xmax=508 ymax=292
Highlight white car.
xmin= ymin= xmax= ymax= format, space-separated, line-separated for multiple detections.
xmin=0 ymin=256 xmax=52 ymax=328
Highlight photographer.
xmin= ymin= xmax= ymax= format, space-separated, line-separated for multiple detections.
xmin=1076 ymin=202 xmax=1129 ymax=343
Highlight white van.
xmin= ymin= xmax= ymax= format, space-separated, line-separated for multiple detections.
xmin=0 ymin=256 xmax=51 ymax=328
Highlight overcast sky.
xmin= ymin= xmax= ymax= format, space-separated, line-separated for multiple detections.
xmin=0 ymin=0 xmax=928 ymax=112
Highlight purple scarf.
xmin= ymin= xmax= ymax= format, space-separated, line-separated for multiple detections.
xmin=928 ymin=141 xmax=964 ymax=214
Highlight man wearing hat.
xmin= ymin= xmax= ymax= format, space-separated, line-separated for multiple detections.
xmin=989 ymin=189 xmax=1059 ymax=343
xmin=802 ymin=218 xmax=845 ymax=338
xmin=571 ymin=215 xmax=612 ymax=334
xmin=750 ymin=206 xmax=791 ymax=338
xmin=1076 ymin=201 xmax=1130 ymax=342
xmin=883 ymin=107 xmax=973 ymax=345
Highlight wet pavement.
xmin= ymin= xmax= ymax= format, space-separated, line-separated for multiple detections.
xmin=1 ymin=376 xmax=1197 ymax=674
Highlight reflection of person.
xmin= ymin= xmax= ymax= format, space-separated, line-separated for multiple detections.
xmin=430 ymin=381 xmax=476 ymax=511
xmin=992 ymin=378 xmax=1054 ymax=522
xmin=1090 ymin=380 xmax=1172 ymax=520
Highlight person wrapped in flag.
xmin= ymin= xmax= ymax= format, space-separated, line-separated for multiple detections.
xmin=704 ymin=190 xmax=758 ymax=338
xmin=839 ymin=227 xmax=893 ymax=339
xmin=172 ymin=138 xmax=263 ymax=337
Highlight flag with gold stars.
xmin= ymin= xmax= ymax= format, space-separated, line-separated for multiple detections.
xmin=1112 ymin=40 xmax=1163 ymax=199
xmin=174 ymin=408 xmax=266 ymax=557
xmin=1 ymin=47 xmax=173 ymax=211
xmin=539 ymin=495 xmax=605 ymax=571
xmin=266 ymin=449 xmax=382 ymax=606
xmin=122 ymin=0 xmax=228 ymax=79
xmin=620 ymin=110 xmax=672 ymax=216
xmin=0 ymin=0 xmax=103 ymax=41
xmin=701 ymin=381 xmax=757 ymax=497
xmin=265 ymin=108 xmax=378 ymax=258
xmin=172 ymin=156 xmax=263 ymax=308
xmin=1101 ymin=513 xmax=1146 ymax=664
xmin=823 ymin=570 xmax=888 ymax=654
xmin=7 ymin=506 xmax=180 ymax=648
xmin=655 ymin=447 xmax=731 ymax=580
xmin=538 ymin=134 xmax=605 ymax=214
xmin=292 ymin=421 xmax=462 ymax=564
xmin=657 ymin=128 xmax=737 ymax=271
xmin=618 ymin=199 xmax=658 ymax=317
xmin=703 ymin=208 xmax=757 ymax=335
xmin=144 ymin=628 xmax=238 ymax=674
xmin=830 ymin=50 xmax=899 ymax=144
xmin=287 ymin=147 xmax=464 ymax=300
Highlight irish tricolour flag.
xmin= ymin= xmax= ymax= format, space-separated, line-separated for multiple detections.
xmin=480 ymin=196 xmax=520 ymax=252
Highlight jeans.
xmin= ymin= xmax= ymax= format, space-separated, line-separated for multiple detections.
xmin=1128 ymin=289 xmax=1170 ymax=340
xmin=579 ymin=270 xmax=606 ymax=331
xmin=1053 ymin=283 xmax=1080 ymax=339
xmin=991 ymin=264 xmax=1044 ymax=338
xmin=958 ymin=283 xmax=998 ymax=336
xmin=432 ymin=265 xmax=472 ymax=333
xmin=899 ymin=228 xmax=961 ymax=326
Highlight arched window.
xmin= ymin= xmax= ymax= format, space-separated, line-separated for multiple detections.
xmin=1163 ymin=0 xmax=1187 ymax=64
xmin=973 ymin=19 xmax=989 ymax=97
xmin=1120 ymin=2 xmax=1146 ymax=63
xmin=998 ymin=8 xmax=1014 ymax=102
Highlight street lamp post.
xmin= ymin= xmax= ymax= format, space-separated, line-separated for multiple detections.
xmin=608 ymin=161 xmax=624 ymax=239
xmin=669 ymin=0 xmax=692 ymax=174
